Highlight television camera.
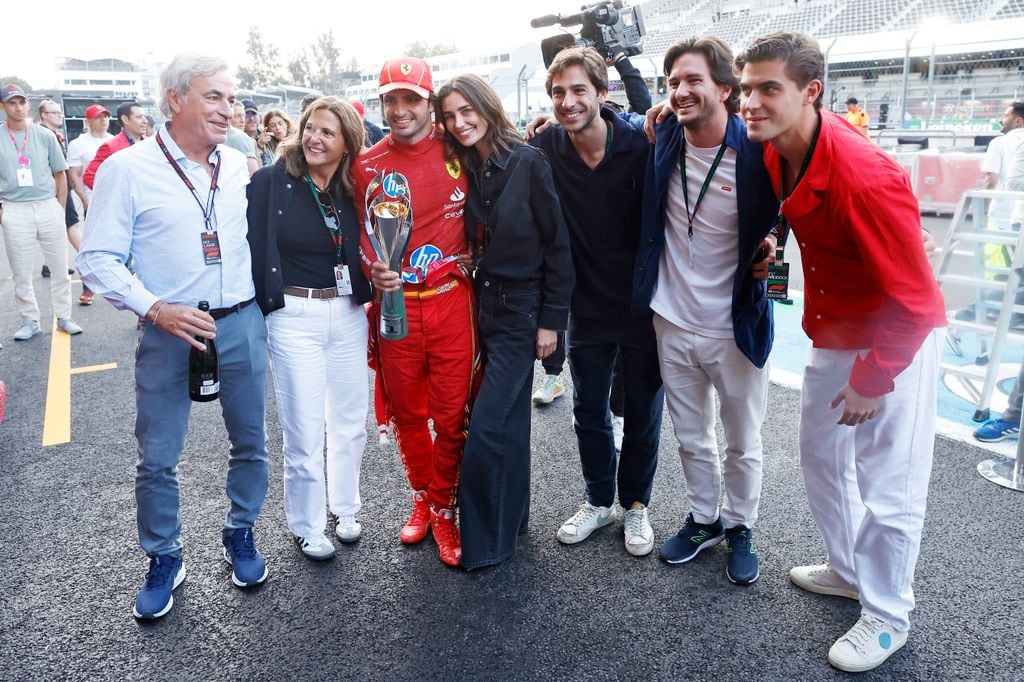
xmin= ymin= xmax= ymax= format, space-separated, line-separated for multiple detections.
xmin=530 ymin=1 xmax=646 ymax=68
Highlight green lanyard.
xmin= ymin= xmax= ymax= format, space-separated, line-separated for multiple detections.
xmin=774 ymin=115 xmax=822 ymax=262
xmin=680 ymin=136 xmax=728 ymax=239
xmin=303 ymin=175 xmax=346 ymax=265
xmin=605 ymin=118 xmax=613 ymax=156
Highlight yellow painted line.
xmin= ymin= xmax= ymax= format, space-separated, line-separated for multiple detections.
xmin=42 ymin=317 xmax=71 ymax=446
xmin=42 ymin=322 xmax=118 ymax=446
xmin=70 ymin=363 xmax=117 ymax=375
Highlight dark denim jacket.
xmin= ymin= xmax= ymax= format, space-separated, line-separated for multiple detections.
xmin=464 ymin=142 xmax=574 ymax=331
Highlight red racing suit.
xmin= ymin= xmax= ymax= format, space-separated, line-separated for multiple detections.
xmin=353 ymin=130 xmax=478 ymax=512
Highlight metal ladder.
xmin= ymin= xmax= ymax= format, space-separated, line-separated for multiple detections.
xmin=934 ymin=188 xmax=1024 ymax=422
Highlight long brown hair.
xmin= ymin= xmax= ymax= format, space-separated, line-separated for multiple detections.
xmin=278 ymin=96 xmax=364 ymax=197
xmin=435 ymin=74 xmax=521 ymax=159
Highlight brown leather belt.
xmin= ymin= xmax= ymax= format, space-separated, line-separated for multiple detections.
xmin=282 ymin=286 xmax=340 ymax=300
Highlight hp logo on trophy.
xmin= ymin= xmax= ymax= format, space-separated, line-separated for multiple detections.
xmin=365 ymin=170 xmax=413 ymax=340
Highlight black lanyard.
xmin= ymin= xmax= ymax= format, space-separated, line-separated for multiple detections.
xmin=680 ymin=135 xmax=728 ymax=238
xmin=156 ymin=131 xmax=221 ymax=233
xmin=774 ymin=115 xmax=822 ymax=260
xmin=304 ymin=175 xmax=347 ymax=265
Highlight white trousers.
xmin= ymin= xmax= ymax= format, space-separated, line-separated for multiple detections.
xmin=1 ymin=198 xmax=71 ymax=322
xmin=654 ymin=314 xmax=768 ymax=528
xmin=267 ymin=293 xmax=369 ymax=538
xmin=799 ymin=329 xmax=941 ymax=631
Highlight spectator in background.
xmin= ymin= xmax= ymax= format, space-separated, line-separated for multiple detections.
xmin=241 ymin=98 xmax=261 ymax=140
xmin=226 ymin=101 xmax=259 ymax=175
xmin=844 ymin=96 xmax=869 ymax=137
xmin=974 ymin=362 xmax=1023 ymax=441
xmin=258 ymin=108 xmax=293 ymax=166
xmin=348 ymin=100 xmax=385 ymax=145
xmin=66 ymin=104 xmax=112 ymax=214
xmin=143 ymin=115 xmax=155 ymax=138
xmin=0 ymin=84 xmax=83 ymax=340
xmin=83 ymin=102 xmax=148 ymax=189
xmin=981 ymin=101 xmax=1024 ymax=230
xmin=37 ymin=99 xmax=89 ymax=301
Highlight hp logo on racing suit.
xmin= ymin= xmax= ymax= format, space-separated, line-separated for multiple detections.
xmin=402 ymin=244 xmax=443 ymax=283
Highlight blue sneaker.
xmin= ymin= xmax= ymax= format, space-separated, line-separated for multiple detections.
xmin=222 ymin=528 xmax=268 ymax=587
xmin=974 ymin=418 xmax=1020 ymax=442
xmin=133 ymin=554 xmax=185 ymax=619
xmin=660 ymin=513 xmax=725 ymax=564
xmin=725 ymin=525 xmax=759 ymax=585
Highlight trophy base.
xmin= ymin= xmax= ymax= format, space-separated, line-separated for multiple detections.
xmin=381 ymin=315 xmax=408 ymax=341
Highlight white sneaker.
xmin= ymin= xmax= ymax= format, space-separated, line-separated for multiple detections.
xmin=13 ymin=319 xmax=42 ymax=341
xmin=827 ymin=615 xmax=908 ymax=673
xmin=532 ymin=374 xmax=565 ymax=405
xmin=623 ymin=503 xmax=654 ymax=556
xmin=557 ymin=500 xmax=616 ymax=544
xmin=789 ymin=563 xmax=860 ymax=600
xmin=335 ymin=515 xmax=362 ymax=543
xmin=295 ymin=533 xmax=336 ymax=560
xmin=57 ymin=318 xmax=83 ymax=335
xmin=611 ymin=415 xmax=624 ymax=452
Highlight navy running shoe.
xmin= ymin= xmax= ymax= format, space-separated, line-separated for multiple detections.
xmin=660 ymin=513 xmax=725 ymax=564
xmin=223 ymin=528 xmax=268 ymax=587
xmin=725 ymin=525 xmax=759 ymax=585
xmin=133 ymin=554 xmax=185 ymax=619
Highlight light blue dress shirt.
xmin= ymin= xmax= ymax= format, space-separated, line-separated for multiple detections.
xmin=78 ymin=122 xmax=255 ymax=316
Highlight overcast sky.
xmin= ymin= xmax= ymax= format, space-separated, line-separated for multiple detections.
xmin=5 ymin=0 xmax=573 ymax=89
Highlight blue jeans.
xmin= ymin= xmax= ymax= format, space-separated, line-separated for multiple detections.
xmin=459 ymin=279 xmax=540 ymax=570
xmin=568 ymin=315 xmax=663 ymax=509
xmin=134 ymin=302 xmax=269 ymax=557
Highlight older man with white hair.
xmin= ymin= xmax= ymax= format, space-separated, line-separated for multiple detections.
xmin=78 ymin=53 xmax=270 ymax=620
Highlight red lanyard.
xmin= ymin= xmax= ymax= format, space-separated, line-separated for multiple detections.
xmin=7 ymin=125 xmax=29 ymax=165
xmin=156 ymin=131 xmax=222 ymax=233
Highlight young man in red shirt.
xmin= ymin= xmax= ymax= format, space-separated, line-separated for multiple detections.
xmin=737 ymin=32 xmax=946 ymax=673
xmin=354 ymin=57 xmax=476 ymax=568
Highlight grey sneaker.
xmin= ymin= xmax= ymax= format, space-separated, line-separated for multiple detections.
xmin=557 ymin=500 xmax=617 ymax=544
xmin=57 ymin=318 xmax=83 ymax=335
xmin=14 ymin=319 xmax=42 ymax=341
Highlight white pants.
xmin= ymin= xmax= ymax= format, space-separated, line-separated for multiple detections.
xmin=1 ymin=198 xmax=71 ymax=322
xmin=654 ymin=314 xmax=768 ymax=528
xmin=267 ymin=293 xmax=369 ymax=538
xmin=799 ymin=329 xmax=941 ymax=631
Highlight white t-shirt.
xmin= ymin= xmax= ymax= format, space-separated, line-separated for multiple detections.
xmin=67 ymin=131 xmax=112 ymax=199
xmin=981 ymin=127 xmax=1024 ymax=229
xmin=651 ymin=142 xmax=739 ymax=339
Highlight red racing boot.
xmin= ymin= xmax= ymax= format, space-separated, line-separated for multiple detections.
xmin=400 ymin=490 xmax=432 ymax=544
xmin=432 ymin=508 xmax=461 ymax=567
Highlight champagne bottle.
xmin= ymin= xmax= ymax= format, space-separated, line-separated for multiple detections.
xmin=188 ymin=301 xmax=219 ymax=402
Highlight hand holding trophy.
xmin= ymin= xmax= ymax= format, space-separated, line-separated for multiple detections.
xmin=365 ymin=170 xmax=414 ymax=340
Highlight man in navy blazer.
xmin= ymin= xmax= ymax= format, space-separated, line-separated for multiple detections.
xmin=632 ymin=36 xmax=778 ymax=585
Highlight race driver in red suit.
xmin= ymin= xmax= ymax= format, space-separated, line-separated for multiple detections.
xmin=354 ymin=56 xmax=477 ymax=567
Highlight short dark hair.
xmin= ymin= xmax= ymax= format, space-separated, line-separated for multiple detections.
xmin=846 ymin=97 xmax=859 ymax=105
xmin=546 ymin=47 xmax=608 ymax=96
xmin=663 ymin=36 xmax=740 ymax=115
xmin=116 ymin=101 xmax=139 ymax=125
xmin=735 ymin=31 xmax=825 ymax=110
xmin=1008 ymin=101 xmax=1024 ymax=120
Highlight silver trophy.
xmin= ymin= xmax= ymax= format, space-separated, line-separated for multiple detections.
xmin=365 ymin=170 xmax=413 ymax=340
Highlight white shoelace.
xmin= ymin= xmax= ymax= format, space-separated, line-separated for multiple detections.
xmin=841 ymin=616 xmax=885 ymax=653
xmin=624 ymin=509 xmax=649 ymax=539
xmin=566 ymin=502 xmax=601 ymax=530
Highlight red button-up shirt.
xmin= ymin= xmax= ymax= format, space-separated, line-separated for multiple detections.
xmin=764 ymin=112 xmax=946 ymax=397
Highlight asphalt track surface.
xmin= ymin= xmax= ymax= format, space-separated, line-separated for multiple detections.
xmin=1 ymin=240 xmax=1023 ymax=681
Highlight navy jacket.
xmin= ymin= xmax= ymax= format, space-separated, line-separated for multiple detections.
xmin=247 ymin=161 xmax=372 ymax=316
xmin=632 ymin=114 xmax=778 ymax=368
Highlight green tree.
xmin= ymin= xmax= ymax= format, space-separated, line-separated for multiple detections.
xmin=404 ymin=41 xmax=457 ymax=59
xmin=0 ymin=75 xmax=33 ymax=92
xmin=287 ymin=50 xmax=313 ymax=88
xmin=310 ymin=31 xmax=341 ymax=94
xmin=237 ymin=26 xmax=281 ymax=89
